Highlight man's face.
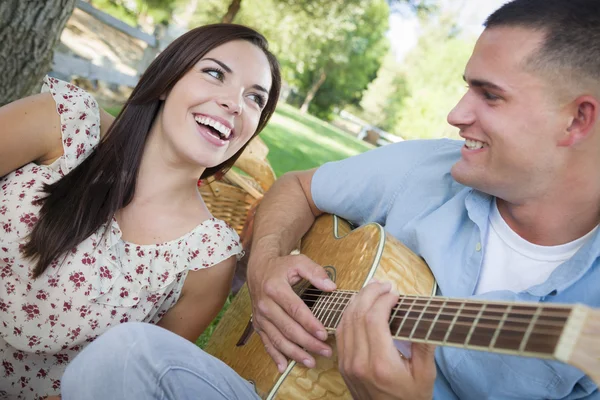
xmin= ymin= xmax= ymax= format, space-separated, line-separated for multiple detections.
xmin=449 ymin=27 xmax=569 ymax=202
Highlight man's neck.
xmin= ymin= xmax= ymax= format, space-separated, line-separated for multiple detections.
xmin=496 ymin=196 xmax=600 ymax=246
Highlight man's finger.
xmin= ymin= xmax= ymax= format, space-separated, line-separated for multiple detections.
xmin=263 ymin=275 xmax=331 ymax=342
xmin=256 ymin=328 xmax=289 ymax=373
xmin=291 ymin=255 xmax=337 ymax=293
xmin=257 ymin=315 xmax=321 ymax=369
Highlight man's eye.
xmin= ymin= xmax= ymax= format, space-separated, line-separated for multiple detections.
xmin=483 ymin=91 xmax=500 ymax=101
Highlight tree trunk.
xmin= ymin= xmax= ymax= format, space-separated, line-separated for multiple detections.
xmin=221 ymin=0 xmax=242 ymax=24
xmin=300 ymin=68 xmax=327 ymax=114
xmin=0 ymin=0 xmax=77 ymax=106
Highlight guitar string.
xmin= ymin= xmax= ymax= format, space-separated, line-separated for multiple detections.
xmin=299 ymin=292 xmax=568 ymax=333
xmin=299 ymin=289 xmax=571 ymax=320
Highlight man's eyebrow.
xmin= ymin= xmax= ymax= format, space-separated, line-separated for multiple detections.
xmin=203 ymin=57 xmax=270 ymax=94
xmin=463 ymin=75 xmax=506 ymax=92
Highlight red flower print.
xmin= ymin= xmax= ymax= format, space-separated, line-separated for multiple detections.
xmin=68 ymin=327 xmax=81 ymax=340
xmin=19 ymin=376 xmax=30 ymax=388
xmin=21 ymin=303 xmax=40 ymax=320
xmin=19 ymin=212 xmax=38 ymax=229
xmin=22 ymin=179 xmax=36 ymax=189
xmin=3 ymin=221 xmax=13 ymax=233
xmin=79 ymin=112 xmax=87 ymax=120
xmin=0 ymin=205 xmax=6 ymax=215
xmin=65 ymin=137 xmax=73 ymax=147
xmin=63 ymin=300 xmax=72 ymax=312
xmin=36 ymin=290 xmax=48 ymax=301
xmin=136 ymin=265 xmax=144 ymax=274
xmin=52 ymin=379 xmax=61 ymax=390
xmin=81 ymin=253 xmax=96 ymax=265
xmin=69 ymin=271 xmax=86 ymax=289
xmin=160 ymin=271 xmax=169 ymax=283
xmin=76 ymin=143 xmax=85 ymax=158
xmin=120 ymin=287 xmax=129 ymax=298
xmin=48 ymin=314 xmax=59 ymax=327
xmin=13 ymin=351 xmax=26 ymax=361
xmin=2 ymin=361 xmax=14 ymax=377
xmin=120 ymin=314 xmax=129 ymax=323
xmin=99 ymin=265 xmax=112 ymax=279
xmin=57 ymin=104 xmax=69 ymax=114
xmin=4 ymin=282 xmax=15 ymax=295
xmin=13 ymin=327 xmax=21 ymax=336
xmin=53 ymin=353 xmax=69 ymax=365
xmin=48 ymin=277 xmax=59 ymax=288
xmin=124 ymin=274 xmax=133 ymax=283
xmin=27 ymin=335 xmax=41 ymax=348
xmin=36 ymin=368 xmax=48 ymax=378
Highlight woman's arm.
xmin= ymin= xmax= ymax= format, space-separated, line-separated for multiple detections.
xmin=157 ymin=257 xmax=236 ymax=342
xmin=0 ymin=93 xmax=63 ymax=177
xmin=0 ymin=92 xmax=115 ymax=177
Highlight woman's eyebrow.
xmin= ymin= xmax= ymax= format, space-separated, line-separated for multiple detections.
xmin=203 ymin=57 xmax=270 ymax=94
xmin=203 ymin=58 xmax=232 ymax=73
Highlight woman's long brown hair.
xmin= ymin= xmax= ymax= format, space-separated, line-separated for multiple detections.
xmin=22 ymin=24 xmax=281 ymax=278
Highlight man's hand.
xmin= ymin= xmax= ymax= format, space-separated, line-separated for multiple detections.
xmin=336 ymin=280 xmax=436 ymax=400
xmin=247 ymin=252 xmax=336 ymax=372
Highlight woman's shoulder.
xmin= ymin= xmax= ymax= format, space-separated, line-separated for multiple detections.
xmin=41 ymin=76 xmax=102 ymax=175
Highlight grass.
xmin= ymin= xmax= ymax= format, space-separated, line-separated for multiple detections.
xmin=104 ymin=102 xmax=373 ymax=348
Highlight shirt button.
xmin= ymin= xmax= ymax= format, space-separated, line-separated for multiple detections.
xmin=475 ymin=242 xmax=482 ymax=252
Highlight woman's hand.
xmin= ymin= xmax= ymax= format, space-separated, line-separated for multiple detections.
xmin=336 ymin=280 xmax=436 ymax=400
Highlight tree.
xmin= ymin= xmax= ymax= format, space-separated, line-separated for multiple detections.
xmin=393 ymin=16 xmax=475 ymax=139
xmin=0 ymin=0 xmax=77 ymax=106
xmin=221 ymin=0 xmax=435 ymax=24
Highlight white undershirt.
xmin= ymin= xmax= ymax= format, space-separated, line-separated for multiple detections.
xmin=474 ymin=199 xmax=598 ymax=295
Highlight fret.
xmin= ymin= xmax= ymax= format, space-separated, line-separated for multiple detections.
xmin=489 ymin=304 xmax=512 ymax=350
xmin=410 ymin=297 xmax=438 ymax=340
xmin=395 ymin=297 xmax=417 ymax=338
xmin=519 ymin=305 xmax=542 ymax=353
xmin=428 ymin=300 xmax=462 ymax=342
xmin=333 ymin=292 xmax=353 ymax=329
xmin=442 ymin=301 xmax=465 ymax=345
xmin=312 ymin=291 xmax=329 ymax=324
xmin=389 ymin=296 xmax=406 ymax=332
xmin=425 ymin=298 xmax=447 ymax=341
xmin=493 ymin=305 xmax=532 ymax=352
xmin=467 ymin=303 xmax=504 ymax=348
xmin=523 ymin=306 xmax=569 ymax=354
xmin=324 ymin=290 xmax=343 ymax=329
xmin=464 ymin=303 xmax=487 ymax=347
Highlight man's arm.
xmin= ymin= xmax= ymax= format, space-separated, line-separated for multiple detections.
xmin=247 ymin=169 xmax=337 ymax=372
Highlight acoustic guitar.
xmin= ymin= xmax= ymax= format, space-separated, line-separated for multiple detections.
xmin=205 ymin=214 xmax=600 ymax=399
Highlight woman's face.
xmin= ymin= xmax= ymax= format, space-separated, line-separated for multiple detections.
xmin=157 ymin=39 xmax=273 ymax=170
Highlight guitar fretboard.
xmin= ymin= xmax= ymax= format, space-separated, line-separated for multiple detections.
xmin=302 ymin=289 xmax=571 ymax=357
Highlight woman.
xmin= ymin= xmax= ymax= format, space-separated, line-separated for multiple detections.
xmin=0 ymin=23 xmax=281 ymax=399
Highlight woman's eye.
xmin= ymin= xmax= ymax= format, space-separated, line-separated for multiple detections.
xmin=248 ymin=93 xmax=266 ymax=108
xmin=204 ymin=68 xmax=225 ymax=81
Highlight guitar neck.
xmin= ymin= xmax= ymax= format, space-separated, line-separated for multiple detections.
xmin=305 ymin=289 xmax=573 ymax=358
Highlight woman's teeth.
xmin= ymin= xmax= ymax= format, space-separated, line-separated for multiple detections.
xmin=194 ymin=115 xmax=232 ymax=139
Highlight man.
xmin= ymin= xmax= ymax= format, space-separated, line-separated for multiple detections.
xmin=59 ymin=0 xmax=600 ymax=399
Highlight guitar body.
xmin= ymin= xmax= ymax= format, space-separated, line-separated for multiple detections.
xmin=205 ymin=214 xmax=437 ymax=399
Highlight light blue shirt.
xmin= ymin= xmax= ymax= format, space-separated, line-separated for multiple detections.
xmin=311 ymin=139 xmax=600 ymax=400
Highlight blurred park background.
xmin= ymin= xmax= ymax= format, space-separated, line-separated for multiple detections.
xmin=0 ymin=0 xmax=506 ymax=346
xmin=1 ymin=0 xmax=507 ymax=175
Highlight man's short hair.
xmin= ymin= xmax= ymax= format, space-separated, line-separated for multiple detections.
xmin=485 ymin=0 xmax=600 ymax=95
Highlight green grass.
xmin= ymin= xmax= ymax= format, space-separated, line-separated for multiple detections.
xmin=260 ymin=104 xmax=373 ymax=176
xmin=104 ymin=102 xmax=372 ymax=348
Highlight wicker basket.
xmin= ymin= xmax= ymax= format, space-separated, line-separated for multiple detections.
xmin=198 ymin=137 xmax=275 ymax=238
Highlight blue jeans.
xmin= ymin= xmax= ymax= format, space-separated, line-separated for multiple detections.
xmin=61 ymin=322 xmax=261 ymax=400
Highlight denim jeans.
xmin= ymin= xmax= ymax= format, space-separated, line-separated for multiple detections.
xmin=61 ymin=322 xmax=261 ymax=400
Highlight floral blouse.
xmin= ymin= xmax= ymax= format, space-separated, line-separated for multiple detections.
xmin=0 ymin=77 xmax=243 ymax=399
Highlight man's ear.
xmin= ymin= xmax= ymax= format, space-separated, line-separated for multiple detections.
xmin=558 ymin=95 xmax=599 ymax=147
